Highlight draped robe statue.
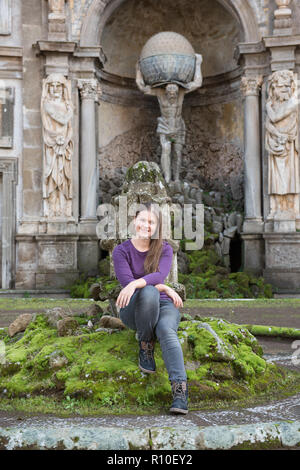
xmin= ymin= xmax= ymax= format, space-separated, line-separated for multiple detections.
xmin=41 ymin=73 xmax=74 ymax=218
xmin=265 ymin=70 xmax=300 ymax=220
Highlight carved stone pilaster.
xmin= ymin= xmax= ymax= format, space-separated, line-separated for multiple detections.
xmin=41 ymin=73 xmax=74 ymax=221
xmin=265 ymin=70 xmax=299 ymax=232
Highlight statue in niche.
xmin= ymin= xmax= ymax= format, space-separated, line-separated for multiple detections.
xmin=41 ymin=73 xmax=73 ymax=218
xmin=266 ymin=70 xmax=300 ymax=220
xmin=136 ymin=32 xmax=203 ymax=184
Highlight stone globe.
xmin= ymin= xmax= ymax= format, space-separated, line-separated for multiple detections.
xmin=139 ymin=32 xmax=196 ymax=87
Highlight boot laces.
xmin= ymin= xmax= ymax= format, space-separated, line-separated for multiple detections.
xmin=172 ymin=382 xmax=187 ymax=400
xmin=140 ymin=341 xmax=154 ymax=361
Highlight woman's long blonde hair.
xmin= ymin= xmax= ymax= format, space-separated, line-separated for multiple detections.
xmin=134 ymin=202 xmax=163 ymax=274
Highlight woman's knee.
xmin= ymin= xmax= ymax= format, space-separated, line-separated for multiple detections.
xmin=138 ymin=285 xmax=160 ymax=305
xmin=155 ymin=323 xmax=178 ymax=343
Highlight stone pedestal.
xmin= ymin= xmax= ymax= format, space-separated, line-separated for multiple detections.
xmin=241 ymin=233 xmax=264 ymax=276
xmin=16 ymin=234 xmax=80 ymax=290
xmin=78 ymin=234 xmax=100 ymax=277
xmin=263 ymin=233 xmax=300 ymax=293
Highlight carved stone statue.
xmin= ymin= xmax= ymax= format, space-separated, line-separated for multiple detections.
xmin=265 ymin=70 xmax=299 ymax=222
xmin=41 ymin=73 xmax=74 ymax=218
xmin=136 ymin=55 xmax=202 ymax=183
xmin=136 ymin=32 xmax=203 ymax=184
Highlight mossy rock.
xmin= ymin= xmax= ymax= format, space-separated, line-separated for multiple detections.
xmin=125 ymin=162 xmax=164 ymax=185
xmin=0 ymin=314 xmax=297 ymax=410
xmin=178 ymin=241 xmax=273 ymax=299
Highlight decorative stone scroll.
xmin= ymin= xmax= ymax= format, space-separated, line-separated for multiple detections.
xmin=41 ymin=73 xmax=74 ymax=219
xmin=265 ymin=70 xmax=299 ymax=229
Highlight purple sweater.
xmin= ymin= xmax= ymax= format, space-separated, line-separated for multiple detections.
xmin=112 ymin=239 xmax=173 ymax=302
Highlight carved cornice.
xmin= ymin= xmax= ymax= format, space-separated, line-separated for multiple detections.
xmin=35 ymin=40 xmax=77 ymax=55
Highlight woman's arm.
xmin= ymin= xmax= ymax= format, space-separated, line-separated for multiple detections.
xmin=154 ymin=283 xmax=183 ymax=308
xmin=116 ymin=278 xmax=146 ymax=308
xmin=142 ymin=243 xmax=173 ymax=285
xmin=112 ymin=245 xmax=136 ymax=287
xmin=113 ymin=246 xmax=147 ymax=307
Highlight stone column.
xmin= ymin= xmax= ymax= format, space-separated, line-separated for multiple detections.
xmin=240 ymin=76 xmax=264 ymax=275
xmin=77 ymin=79 xmax=101 ymax=277
xmin=77 ymin=79 xmax=100 ymax=223
xmin=240 ymin=76 xmax=264 ymax=233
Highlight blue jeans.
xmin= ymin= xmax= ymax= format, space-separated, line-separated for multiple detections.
xmin=119 ymin=285 xmax=187 ymax=383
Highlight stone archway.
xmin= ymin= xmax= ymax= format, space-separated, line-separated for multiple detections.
xmin=80 ymin=0 xmax=261 ymax=47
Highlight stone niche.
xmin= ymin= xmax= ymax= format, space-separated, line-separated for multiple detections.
xmin=98 ymin=0 xmax=244 ymax=206
xmin=101 ymin=0 xmax=241 ymax=79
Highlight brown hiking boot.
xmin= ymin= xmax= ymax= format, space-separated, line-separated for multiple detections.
xmin=170 ymin=381 xmax=188 ymax=414
xmin=138 ymin=340 xmax=156 ymax=374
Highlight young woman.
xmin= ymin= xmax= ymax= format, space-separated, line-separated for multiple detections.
xmin=112 ymin=202 xmax=188 ymax=414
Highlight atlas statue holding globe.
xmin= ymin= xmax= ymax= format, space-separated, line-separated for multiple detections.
xmin=136 ymin=32 xmax=203 ymax=183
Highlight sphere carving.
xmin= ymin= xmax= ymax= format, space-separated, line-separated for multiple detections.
xmin=139 ymin=32 xmax=196 ymax=87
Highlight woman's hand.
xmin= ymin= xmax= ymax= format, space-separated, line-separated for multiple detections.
xmin=164 ymin=286 xmax=183 ymax=308
xmin=116 ymin=282 xmax=137 ymax=308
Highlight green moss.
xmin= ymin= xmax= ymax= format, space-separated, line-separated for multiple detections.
xmin=125 ymin=163 xmax=164 ymax=184
xmin=69 ymin=274 xmax=100 ymax=299
xmin=0 ymin=314 xmax=299 ymax=414
xmin=178 ymin=239 xmax=273 ymax=299
xmin=69 ymin=274 xmax=120 ymax=300
xmin=244 ymin=324 xmax=300 ymax=339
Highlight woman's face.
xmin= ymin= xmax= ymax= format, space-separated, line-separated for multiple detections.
xmin=134 ymin=210 xmax=159 ymax=239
